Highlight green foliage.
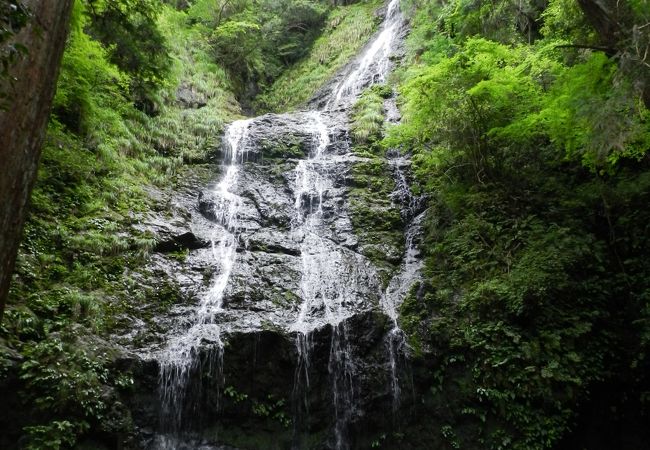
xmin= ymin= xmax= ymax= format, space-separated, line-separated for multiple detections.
xmin=2 ymin=0 xmax=240 ymax=445
xmin=22 ymin=421 xmax=81 ymax=450
xmin=211 ymin=18 xmax=263 ymax=80
xmin=251 ymin=396 xmax=290 ymax=428
xmin=534 ymin=52 xmax=650 ymax=170
xmin=18 ymin=337 xmax=110 ymax=448
xmin=539 ymin=0 xmax=593 ymax=43
xmin=255 ymin=0 xmax=382 ymax=112
xmin=350 ymin=84 xmax=392 ymax=148
xmin=53 ymin=9 xmax=130 ymax=134
xmin=141 ymin=5 xmax=241 ymax=163
xmin=224 ymin=385 xmax=249 ymax=403
xmin=183 ymin=0 xmax=329 ymax=98
xmin=20 ymin=339 xmax=108 ymax=417
xmin=391 ymin=36 xmax=648 ymax=179
xmin=84 ymin=0 xmax=172 ymax=111
xmin=4 ymin=0 xmax=648 ymax=448
xmin=390 ymin=0 xmax=650 ymax=448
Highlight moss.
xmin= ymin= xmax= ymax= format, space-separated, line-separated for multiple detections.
xmin=167 ymin=248 xmax=189 ymax=262
xmin=266 ymin=289 xmax=300 ymax=308
xmin=348 ymin=155 xmax=405 ymax=285
xmin=266 ymin=160 xmax=297 ymax=183
xmin=259 ymin=136 xmax=307 ymax=160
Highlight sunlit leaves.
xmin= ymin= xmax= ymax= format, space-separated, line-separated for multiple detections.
xmin=536 ymin=52 xmax=650 ymax=171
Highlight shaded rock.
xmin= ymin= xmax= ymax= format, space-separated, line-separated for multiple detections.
xmin=245 ymin=229 xmax=301 ymax=256
xmin=123 ymin=310 xmax=408 ymax=450
xmin=154 ymin=231 xmax=210 ymax=253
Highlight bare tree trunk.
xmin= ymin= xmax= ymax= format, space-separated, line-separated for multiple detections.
xmin=576 ymin=0 xmax=621 ymax=48
xmin=0 ymin=0 xmax=74 ymax=322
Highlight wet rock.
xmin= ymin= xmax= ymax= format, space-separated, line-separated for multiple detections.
xmin=123 ymin=310 xmax=404 ymax=450
xmin=238 ymin=167 xmax=295 ymax=229
xmin=117 ymin=5 xmax=426 ymax=445
xmin=224 ymin=250 xmax=301 ymax=315
xmin=197 ymin=189 xmax=263 ymax=231
xmin=244 ymin=229 xmax=301 ymax=256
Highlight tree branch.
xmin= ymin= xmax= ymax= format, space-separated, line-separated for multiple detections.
xmin=554 ymin=44 xmax=617 ymax=55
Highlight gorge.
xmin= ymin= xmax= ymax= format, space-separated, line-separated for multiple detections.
xmin=2 ymin=0 xmax=649 ymax=449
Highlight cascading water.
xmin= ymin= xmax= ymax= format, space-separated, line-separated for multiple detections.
xmin=328 ymin=0 xmax=403 ymax=109
xmin=155 ymin=119 xmax=252 ymax=448
xmin=290 ymin=112 xmax=332 ymax=448
xmin=289 ymin=1 xmax=406 ymax=444
xmin=289 ymin=112 xmax=359 ymax=449
xmin=381 ymin=166 xmax=425 ymax=412
xmin=149 ymin=1 xmax=414 ymax=448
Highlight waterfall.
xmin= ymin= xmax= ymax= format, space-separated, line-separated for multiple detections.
xmin=383 ymin=147 xmax=426 ymax=404
xmin=289 ymin=0 xmax=407 ymax=445
xmin=155 ymin=119 xmax=252 ymax=447
xmin=150 ymin=1 xmax=414 ymax=448
xmin=327 ymin=0 xmax=403 ymax=109
xmin=290 ymin=111 xmax=333 ymax=449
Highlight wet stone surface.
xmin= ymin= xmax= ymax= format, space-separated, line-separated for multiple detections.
xmin=114 ymin=1 xmax=428 ymax=448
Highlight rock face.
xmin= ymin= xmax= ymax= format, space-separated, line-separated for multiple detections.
xmin=123 ymin=312 xmax=406 ymax=450
xmin=117 ymin=1 xmax=425 ymax=449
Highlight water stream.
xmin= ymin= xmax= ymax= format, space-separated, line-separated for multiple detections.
xmin=152 ymin=1 xmax=415 ymax=448
xmin=328 ymin=0 xmax=404 ymax=109
xmin=156 ymin=119 xmax=252 ymax=445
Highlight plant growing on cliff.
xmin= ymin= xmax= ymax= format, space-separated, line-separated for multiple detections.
xmin=19 ymin=338 xmax=108 ymax=448
xmin=389 ymin=0 xmax=650 ymax=448
xmin=350 ymin=84 xmax=392 ymax=148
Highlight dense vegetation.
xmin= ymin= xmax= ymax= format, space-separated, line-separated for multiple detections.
xmin=385 ymin=0 xmax=650 ymax=448
xmin=0 ymin=0 xmax=30 ymax=107
xmin=0 ymin=0 xmax=380 ymax=448
xmin=1 ymin=0 xmax=649 ymax=448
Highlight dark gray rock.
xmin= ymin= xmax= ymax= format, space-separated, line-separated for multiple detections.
xmin=112 ymin=4 xmax=430 ymax=447
xmin=154 ymin=231 xmax=210 ymax=252
xmin=177 ymin=84 xmax=208 ymax=109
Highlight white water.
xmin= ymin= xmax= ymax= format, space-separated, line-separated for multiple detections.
xmin=328 ymin=0 xmax=403 ymax=109
xmin=293 ymin=112 xmax=331 ymax=218
xmin=155 ymin=0 xmax=410 ymax=447
xmin=381 ymin=219 xmax=422 ymax=412
xmin=289 ymin=1 xmax=406 ymax=447
xmin=291 ymin=0 xmax=405 ymax=332
xmin=157 ymin=119 xmax=252 ymax=439
xmin=290 ymin=112 xmax=366 ymax=450
xmin=291 ymin=112 xmax=333 ymax=448
xmin=381 ymin=155 xmax=425 ymax=413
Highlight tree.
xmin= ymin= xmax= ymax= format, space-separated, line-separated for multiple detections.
xmin=0 ymin=0 xmax=74 ymax=322
xmin=575 ymin=0 xmax=650 ymax=106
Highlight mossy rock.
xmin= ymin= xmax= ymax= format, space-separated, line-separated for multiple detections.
xmin=348 ymin=152 xmax=405 ymax=279
xmin=259 ymin=136 xmax=307 ymax=160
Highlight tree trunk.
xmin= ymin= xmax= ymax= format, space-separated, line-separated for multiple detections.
xmin=576 ymin=0 xmax=621 ymax=48
xmin=0 ymin=0 xmax=74 ymax=322
xmin=576 ymin=0 xmax=649 ymax=107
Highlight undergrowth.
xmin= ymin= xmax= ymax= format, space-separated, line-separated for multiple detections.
xmin=254 ymin=0 xmax=383 ymax=112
